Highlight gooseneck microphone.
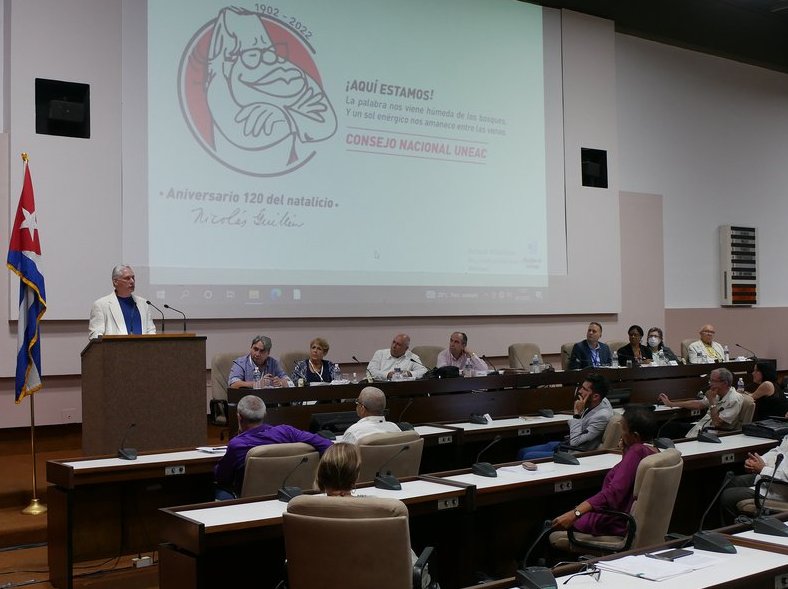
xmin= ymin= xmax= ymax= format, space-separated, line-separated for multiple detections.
xmin=481 ymin=354 xmax=498 ymax=374
xmin=735 ymin=343 xmax=758 ymax=360
xmin=277 ymin=456 xmax=309 ymax=502
xmin=472 ymin=435 xmax=502 ymax=478
xmin=352 ymin=355 xmax=374 ymax=383
xmin=146 ymin=300 xmax=165 ymax=333
xmin=396 ymin=397 xmax=415 ymax=431
xmin=163 ymin=303 xmax=187 ymax=333
xmin=752 ymin=454 xmax=788 ymax=536
xmin=654 ymin=411 xmax=678 ymax=449
xmin=374 ymin=445 xmax=411 ymax=490
xmin=692 ymin=471 xmax=737 ymax=553
xmin=117 ymin=423 xmax=137 ymax=460
xmin=516 ymin=519 xmax=558 ymax=589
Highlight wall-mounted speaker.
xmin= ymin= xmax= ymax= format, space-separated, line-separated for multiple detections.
xmin=581 ymin=148 xmax=608 ymax=188
xmin=35 ymin=78 xmax=90 ymax=139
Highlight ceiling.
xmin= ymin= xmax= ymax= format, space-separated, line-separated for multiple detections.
xmin=528 ymin=0 xmax=788 ymax=74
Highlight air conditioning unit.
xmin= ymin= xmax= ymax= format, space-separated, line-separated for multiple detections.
xmin=719 ymin=225 xmax=756 ymax=306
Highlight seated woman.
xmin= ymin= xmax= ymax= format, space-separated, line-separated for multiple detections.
xmin=316 ymin=442 xmax=362 ymax=496
xmin=292 ymin=337 xmax=337 ymax=384
xmin=749 ymin=361 xmax=788 ymax=421
xmin=645 ymin=326 xmax=679 ymax=364
xmin=551 ymin=406 xmax=658 ymax=537
xmin=616 ymin=325 xmax=652 ymax=366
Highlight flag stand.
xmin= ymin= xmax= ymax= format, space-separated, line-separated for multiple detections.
xmin=22 ymin=394 xmax=46 ymax=516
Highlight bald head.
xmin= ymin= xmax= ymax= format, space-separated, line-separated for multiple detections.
xmin=357 ymin=386 xmax=386 ymax=415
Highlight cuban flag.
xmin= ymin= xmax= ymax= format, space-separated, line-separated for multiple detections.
xmin=6 ymin=157 xmax=46 ymax=404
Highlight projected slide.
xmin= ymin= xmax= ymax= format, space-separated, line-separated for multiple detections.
xmin=136 ymin=0 xmax=560 ymax=317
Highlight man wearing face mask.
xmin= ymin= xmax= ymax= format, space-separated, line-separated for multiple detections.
xmin=645 ymin=327 xmax=679 ymax=364
xmin=517 ymin=373 xmax=613 ymax=460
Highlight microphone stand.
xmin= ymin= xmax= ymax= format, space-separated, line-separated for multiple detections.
xmin=751 ymin=454 xmax=788 ymax=536
xmin=163 ymin=303 xmax=187 ymax=333
xmin=146 ymin=300 xmax=165 ymax=333
xmin=472 ymin=435 xmax=502 ymax=478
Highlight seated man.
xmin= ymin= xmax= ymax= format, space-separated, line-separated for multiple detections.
xmin=657 ymin=367 xmax=744 ymax=438
xmin=569 ymin=322 xmax=612 ymax=369
xmin=214 ymin=394 xmax=331 ymax=499
xmin=367 ymin=333 xmax=428 ymax=381
xmin=229 ymin=335 xmax=293 ymax=388
xmin=436 ymin=331 xmax=488 ymax=372
xmin=687 ymin=324 xmax=726 ymax=363
xmin=517 ymin=373 xmax=614 ymax=460
xmin=342 ymin=386 xmax=403 ymax=444
xmin=720 ymin=433 xmax=788 ymax=523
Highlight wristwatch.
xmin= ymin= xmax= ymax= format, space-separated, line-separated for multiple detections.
xmin=574 ymin=508 xmax=582 ymax=519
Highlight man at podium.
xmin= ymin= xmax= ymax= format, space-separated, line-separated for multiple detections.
xmin=88 ymin=265 xmax=156 ymax=340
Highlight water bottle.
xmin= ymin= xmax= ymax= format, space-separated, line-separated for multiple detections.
xmin=737 ymin=377 xmax=745 ymax=393
xmin=531 ymin=354 xmax=540 ymax=374
xmin=392 ymin=367 xmax=403 ymax=381
xmin=253 ymin=366 xmax=261 ymax=389
xmin=723 ymin=346 xmax=730 ymax=362
xmin=334 ymin=363 xmax=342 ymax=382
xmin=658 ymin=350 xmax=666 ymax=366
xmin=463 ymin=358 xmax=473 ymax=378
xmin=611 ymin=351 xmax=618 ymax=368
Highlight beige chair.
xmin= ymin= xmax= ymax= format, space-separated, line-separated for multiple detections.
xmin=549 ymin=448 xmax=683 ymax=555
xmin=210 ymin=351 xmax=245 ymax=402
xmin=561 ymin=342 xmax=576 ymax=370
xmin=283 ymin=494 xmax=435 ymax=589
xmin=280 ymin=351 xmax=309 ymax=377
xmin=735 ymin=476 xmax=788 ymax=517
xmin=738 ymin=393 xmax=756 ymax=426
xmin=599 ymin=413 xmax=624 ymax=450
xmin=508 ymin=343 xmax=542 ymax=369
xmin=410 ymin=345 xmax=443 ymax=369
xmin=681 ymin=338 xmax=695 ymax=363
xmin=240 ymin=442 xmax=319 ymax=498
xmin=608 ymin=340 xmax=628 ymax=358
xmin=357 ymin=431 xmax=424 ymax=485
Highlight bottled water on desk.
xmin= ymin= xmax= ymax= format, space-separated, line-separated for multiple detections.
xmin=463 ymin=359 xmax=473 ymax=378
xmin=253 ymin=366 xmax=261 ymax=389
xmin=392 ymin=367 xmax=403 ymax=381
xmin=531 ymin=355 xmax=540 ymax=374
xmin=657 ymin=350 xmax=666 ymax=366
xmin=611 ymin=351 xmax=618 ymax=367
xmin=333 ymin=363 xmax=342 ymax=382
xmin=723 ymin=346 xmax=730 ymax=362
xmin=737 ymin=378 xmax=745 ymax=393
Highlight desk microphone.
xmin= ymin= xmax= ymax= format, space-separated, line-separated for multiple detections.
xmin=117 ymin=423 xmax=137 ymax=460
xmin=517 ymin=520 xmax=558 ymax=589
xmin=654 ymin=411 xmax=677 ymax=449
xmin=481 ymin=355 xmax=498 ymax=375
xmin=277 ymin=456 xmax=309 ymax=502
xmin=734 ymin=343 xmax=758 ymax=360
xmin=396 ymin=397 xmax=415 ymax=431
xmin=408 ymin=355 xmax=432 ymax=378
xmin=472 ymin=435 xmax=502 ymax=478
xmin=146 ymin=300 xmax=165 ymax=333
xmin=751 ymin=454 xmax=788 ymax=536
xmin=352 ymin=355 xmax=374 ymax=383
xmin=692 ymin=471 xmax=737 ymax=553
xmin=374 ymin=445 xmax=410 ymax=490
xmin=163 ymin=303 xmax=187 ymax=332
xmin=696 ymin=423 xmax=722 ymax=444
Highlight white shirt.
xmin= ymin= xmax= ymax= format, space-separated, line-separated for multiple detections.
xmin=756 ymin=435 xmax=788 ymax=502
xmin=436 ymin=349 xmax=488 ymax=371
xmin=366 ymin=349 xmax=428 ymax=381
xmin=342 ymin=416 xmax=403 ymax=445
xmin=688 ymin=387 xmax=744 ymax=437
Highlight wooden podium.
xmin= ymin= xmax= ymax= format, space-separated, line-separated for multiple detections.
xmin=81 ymin=334 xmax=207 ymax=455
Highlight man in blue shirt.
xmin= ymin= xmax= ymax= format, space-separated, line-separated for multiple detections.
xmin=228 ymin=335 xmax=293 ymax=388
xmin=569 ymin=322 xmax=612 ymax=369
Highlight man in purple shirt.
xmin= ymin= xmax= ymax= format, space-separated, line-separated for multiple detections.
xmin=214 ymin=394 xmax=332 ymax=499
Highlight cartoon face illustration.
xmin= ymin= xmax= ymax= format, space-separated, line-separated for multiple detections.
xmin=179 ymin=6 xmax=337 ymax=176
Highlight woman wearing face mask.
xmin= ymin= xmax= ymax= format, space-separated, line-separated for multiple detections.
xmin=616 ymin=324 xmax=652 ymax=366
xmin=646 ymin=327 xmax=678 ymax=364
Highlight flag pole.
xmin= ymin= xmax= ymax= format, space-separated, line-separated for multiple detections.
xmin=22 ymin=391 xmax=46 ymax=515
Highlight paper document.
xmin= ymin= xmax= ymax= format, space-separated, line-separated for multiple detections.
xmin=197 ymin=446 xmax=227 ymax=454
xmin=595 ymin=551 xmax=719 ymax=581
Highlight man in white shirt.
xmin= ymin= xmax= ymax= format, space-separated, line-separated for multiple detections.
xmin=687 ymin=324 xmax=726 ymax=363
xmin=366 ymin=333 xmax=428 ymax=381
xmin=436 ymin=332 xmax=488 ymax=372
xmin=342 ymin=386 xmax=402 ymax=444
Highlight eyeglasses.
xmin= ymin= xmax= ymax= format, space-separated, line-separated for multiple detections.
xmin=355 ymin=400 xmax=366 ymax=408
xmin=563 ymin=564 xmax=601 ymax=584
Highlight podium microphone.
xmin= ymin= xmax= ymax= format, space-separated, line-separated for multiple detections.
xmin=374 ymin=445 xmax=411 ymax=490
xmin=277 ymin=456 xmax=309 ymax=502
xmin=692 ymin=471 xmax=737 ymax=553
xmin=472 ymin=435 xmax=502 ymax=478
xmin=146 ymin=300 xmax=165 ymax=333
xmin=352 ymin=355 xmax=374 ymax=383
xmin=117 ymin=423 xmax=137 ymax=461
xmin=735 ymin=343 xmax=758 ymax=360
xmin=751 ymin=454 xmax=788 ymax=536
xmin=163 ymin=303 xmax=187 ymax=332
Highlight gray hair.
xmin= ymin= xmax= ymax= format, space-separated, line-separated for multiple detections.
xmin=237 ymin=395 xmax=267 ymax=423
xmin=111 ymin=265 xmax=132 ymax=280
xmin=712 ymin=367 xmax=733 ymax=387
xmin=251 ymin=335 xmax=273 ymax=351
xmin=358 ymin=386 xmax=386 ymax=415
